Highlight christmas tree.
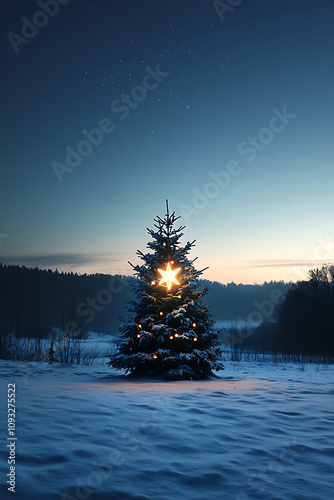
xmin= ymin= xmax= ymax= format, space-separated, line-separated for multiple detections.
xmin=108 ymin=201 xmax=224 ymax=380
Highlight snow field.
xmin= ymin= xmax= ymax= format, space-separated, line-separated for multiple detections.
xmin=0 ymin=358 xmax=333 ymax=500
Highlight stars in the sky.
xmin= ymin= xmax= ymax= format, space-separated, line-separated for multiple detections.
xmin=59 ymin=1 xmax=204 ymax=142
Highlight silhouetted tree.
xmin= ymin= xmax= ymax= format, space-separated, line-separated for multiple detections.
xmin=277 ymin=265 xmax=334 ymax=358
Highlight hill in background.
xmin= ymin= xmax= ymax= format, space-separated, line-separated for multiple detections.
xmin=0 ymin=263 xmax=291 ymax=337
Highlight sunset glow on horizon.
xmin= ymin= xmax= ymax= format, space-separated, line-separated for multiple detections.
xmin=1 ymin=1 xmax=333 ymax=286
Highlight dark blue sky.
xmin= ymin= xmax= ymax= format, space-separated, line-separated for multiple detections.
xmin=1 ymin=0 xmax=334 ymax=283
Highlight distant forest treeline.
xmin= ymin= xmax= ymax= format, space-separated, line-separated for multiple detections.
xmin=224 ymin=265 xmax=334 ymax=359
xmin=0 ymin=263 xmax=291 ymax=336
xmin=277 ymin=265 xmax=334 ymax=356
xmin=1 ymin=263 xmax=334 ymax=358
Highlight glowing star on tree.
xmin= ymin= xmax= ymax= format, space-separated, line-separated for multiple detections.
xmin=157 ymin=261 xmax=181 ymax=291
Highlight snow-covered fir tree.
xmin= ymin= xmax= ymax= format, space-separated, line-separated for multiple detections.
xmin=109 ymin=201 xmax=224 ymax=380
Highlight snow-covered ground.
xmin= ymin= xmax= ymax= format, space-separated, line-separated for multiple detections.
xmin=1 ymin=346 xmax=333 ymax=499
